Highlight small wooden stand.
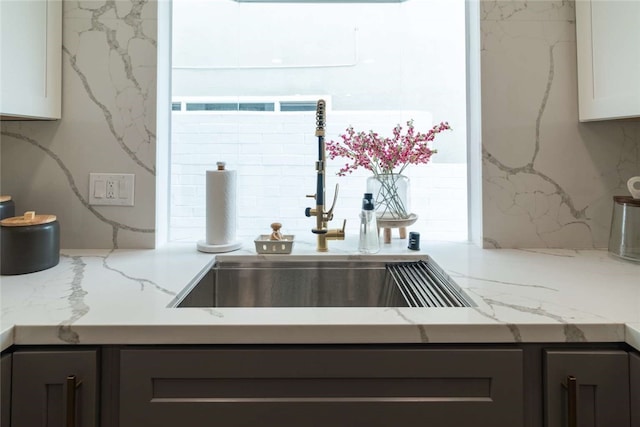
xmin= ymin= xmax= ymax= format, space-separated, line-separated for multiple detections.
xmin=377 ymin=213 xmax=418 ymax=244
xmin=381 ymin=226 xmax=407 ymax=244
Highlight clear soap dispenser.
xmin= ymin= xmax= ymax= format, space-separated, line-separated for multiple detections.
xmin=359 ymin=192 xmax=380 ymax=254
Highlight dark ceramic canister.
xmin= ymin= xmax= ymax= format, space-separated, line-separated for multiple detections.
xmin=0 ymin=196 xmax=15 ymax=220
xmin=1 ymin=211 xmax=60 ymax=275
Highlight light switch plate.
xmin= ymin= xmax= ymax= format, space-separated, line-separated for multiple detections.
xmin=89 ymin=173 xmax=135 ymax=206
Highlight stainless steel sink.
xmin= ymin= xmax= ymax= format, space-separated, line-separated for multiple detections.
xmin=172 ymin=256 xmax=473 ymax=308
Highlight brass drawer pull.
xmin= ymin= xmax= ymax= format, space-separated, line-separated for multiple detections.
xmin=562 ymin=375 xmax=577 ymax=427
xmin=66 ymin=375 xmax=83 ymax=427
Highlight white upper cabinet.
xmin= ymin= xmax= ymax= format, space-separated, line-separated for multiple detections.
xmin=0 ymin=0 xmax=62 ymax=120
xmin=575 ymin=0 xmax=640 ymax=122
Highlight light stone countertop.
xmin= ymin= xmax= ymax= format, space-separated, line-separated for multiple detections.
xmin=1 ymin=237 xmax=639 ymax=352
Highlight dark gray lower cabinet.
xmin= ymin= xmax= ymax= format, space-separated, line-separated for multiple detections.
xmin=10 ymin=349 xmax=98 ymax=427
xmin=631 ymin=352 xmax=640 ymax=427
xmin=120 ymin=347 xmax=524 ymax=427
xmin=544 ymin=349 xmax=630 ymax=427
xmin=3 ymin=344 xmax=636 ymax=427
xmin=1 ymin=354 xmax=11 ymax=427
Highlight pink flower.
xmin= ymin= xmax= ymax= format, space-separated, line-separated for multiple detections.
xmin=326 ymin=120 xmax=451 ymax=177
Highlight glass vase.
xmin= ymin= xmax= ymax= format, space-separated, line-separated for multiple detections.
xmin=366 ymin=173 xmax=411 ymax=220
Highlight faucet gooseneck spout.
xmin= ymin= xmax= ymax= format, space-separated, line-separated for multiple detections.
xmin=315 ymin=100 xmax=326 ymax=223
xmin=305 ymin=99 xmax=345 ymax=252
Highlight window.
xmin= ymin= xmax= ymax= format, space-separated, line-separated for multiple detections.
xmin=176 ymin=97 xmax=325 ymax=113
xmin=171 ymin=0 xmax=467 ymax=242
xmin=279 ymin=101 xmax=317 ymax=112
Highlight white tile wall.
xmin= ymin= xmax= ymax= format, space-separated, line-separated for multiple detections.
xmin=170 ymin=111 xmax=468 ymax=243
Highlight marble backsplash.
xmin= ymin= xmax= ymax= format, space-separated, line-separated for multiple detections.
xmin=1 ymin=0 xmax=638 ymax=250
xmin=0 ymin=0 xmax=157 ymax=249
xmin=480 ymin=0 xmax=640 ymax=248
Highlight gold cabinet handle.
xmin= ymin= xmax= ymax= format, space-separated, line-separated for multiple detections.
xmin=66 ymin=375 xmax=82 ymax=427
xmin=563 ymin=375 xmax=577 ymax=427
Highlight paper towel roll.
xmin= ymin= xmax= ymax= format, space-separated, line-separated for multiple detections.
xmin=206 ymin=168 xmax=236 ymax=244
xmin=197 ymin=166 xmax=241 ymax=253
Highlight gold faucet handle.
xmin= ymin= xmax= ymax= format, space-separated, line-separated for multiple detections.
xmin=324 ymin=220 xmax=346 ymax=241
xmin=325 ymin=183 xmax=340 ymax=219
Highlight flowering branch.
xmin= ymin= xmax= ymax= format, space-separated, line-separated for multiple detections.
xmin=326 ymin=120 xmax=451 ymax=176
xmin=326 ymin=120 xmax=452 ymax=220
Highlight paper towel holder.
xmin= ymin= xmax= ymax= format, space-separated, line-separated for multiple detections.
xmin=196 ymin=161 xmax=243 ymax=253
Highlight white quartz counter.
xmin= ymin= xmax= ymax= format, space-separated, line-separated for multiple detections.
xmin=1 ymin=237 xmax=639 ymax=352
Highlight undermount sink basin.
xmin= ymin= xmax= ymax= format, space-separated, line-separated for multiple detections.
xmin=172 ymin=256 xmax=473 ymax=308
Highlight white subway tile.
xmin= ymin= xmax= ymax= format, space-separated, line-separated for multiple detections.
xmin=238 ymin=123 xmax=284 ymax=134
xmin=236 ymin=133 xmax=263 ymax=144
xmin=199 ymin=123 xmax=239 ymax=133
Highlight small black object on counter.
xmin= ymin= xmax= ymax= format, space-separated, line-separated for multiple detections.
xmin=408 ymin=231 xmax=420 ymax=251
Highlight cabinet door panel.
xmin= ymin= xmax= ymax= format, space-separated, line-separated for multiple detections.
xmin=545 ymin=350 xmax=630 ymax=427
xmin=631 ymin=352 xmax=640 ymax=427
xmin=1 ymin=354 xmax=11 ymax=427
xmin=0 ymin=0 xmax=62 ymax=119
xmin=11 ymin=350 xmax=98 ymax=427
xmin=120 ymin=347 xmax=524 ymax=427
xmin=576 ymin=0 xmax=640 ymax=121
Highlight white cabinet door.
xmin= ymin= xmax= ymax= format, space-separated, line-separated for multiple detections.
xmin=576 ymin=0 xmax=640 ymax=121
xmin=0 ymin=0 xmax=62 ymax=120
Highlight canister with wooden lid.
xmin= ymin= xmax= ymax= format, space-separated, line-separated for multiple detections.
xmin=608 ymin=176 xmax=640 ymax=262
xmin=1 ymin=211 xmax=60 ymax=275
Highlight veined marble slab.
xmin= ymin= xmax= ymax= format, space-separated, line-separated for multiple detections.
xmin=1 ymin=238 xmax=639 ymax=352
